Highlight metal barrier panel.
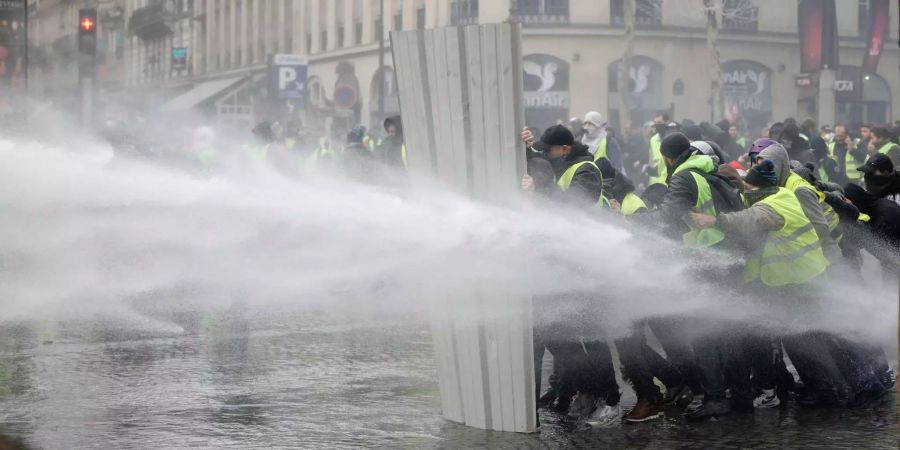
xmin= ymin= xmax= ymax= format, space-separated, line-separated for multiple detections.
xmin=391 ymin=24 xmax=536 ymax=433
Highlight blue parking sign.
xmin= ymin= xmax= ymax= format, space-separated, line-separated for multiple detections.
xmin=270 ymin=54 xmax=308 ymax=101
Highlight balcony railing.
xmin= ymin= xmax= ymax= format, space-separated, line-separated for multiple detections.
xmin=511 ymin=0 xmax=569 ymax=25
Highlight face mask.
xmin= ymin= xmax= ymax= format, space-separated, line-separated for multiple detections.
xmin=548 ymin=156 xmax=567 ymax=172
xmin=743 ymin=187 xmax=779 ymax=206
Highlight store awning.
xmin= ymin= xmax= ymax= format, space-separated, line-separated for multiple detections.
xmin=161 ymin=76 xmax=245 ymax=112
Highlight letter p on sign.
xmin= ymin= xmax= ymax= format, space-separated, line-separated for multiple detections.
xmin=279 ymin=67 xmax=297 ymax=90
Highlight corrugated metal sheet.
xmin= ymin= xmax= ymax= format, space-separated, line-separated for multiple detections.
xmin=391 ymin=23 xmax=535 ymax=433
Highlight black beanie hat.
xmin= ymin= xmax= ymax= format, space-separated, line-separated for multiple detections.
xmin=745 ymin=160 xmax=778 ymax=188
xmin=660 ymin=132 xmax=692 ymax=159
xmin=540 ymin=125 xmax=575 ymax=147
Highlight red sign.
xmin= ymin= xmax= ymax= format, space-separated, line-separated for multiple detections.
xmin=798 ymin=0 xmax=839 ymax=73
xmin=333 ymin=83 xmax=357 ymax=109
xmin=862 ymin=0 xmax=889 ymax=72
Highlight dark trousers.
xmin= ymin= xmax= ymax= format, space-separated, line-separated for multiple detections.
xmin=827 ymin=336 xmax=890 ymax=395
xmin=783 ymin=331 xmax=850 ymax=398
xmin=534 ymin=339 xmax=620 ymax=407
xmin=693 ymin=329 xmax=752 ymax=403
xmin=616 ymin=319 xmax=690 ymax=402
xmin=744 ymin=334 xmax=795 ymax=392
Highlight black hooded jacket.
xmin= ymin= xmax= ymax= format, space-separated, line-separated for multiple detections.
xmin=637 ymin=149 xmax=744 ymax=240
xmin=845 ymin=184 xmax=900 ymax=269
xmin=779 ymin=123 xmax=817 ymax=165
xmin=865 ymin=172 xmax=900 ymax=199
xmin=547 ymin=143 xmax=604 ymax=210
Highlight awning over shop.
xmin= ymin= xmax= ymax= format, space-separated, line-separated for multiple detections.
xmin=161 ymin=76 xmax=246 ymax=112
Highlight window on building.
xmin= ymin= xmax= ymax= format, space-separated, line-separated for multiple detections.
xmin=417 ymin=7 xmax=426 ymax=29
xmin=321 ymin=31 xmax=327 ymax=51
xmin=375 ymin=17 xmax=383 ymax=40
xmin=511 ymin=0 xmax=569 ymax=24
xmin=394 ymin=12 xmax=402 ymax=30
xmin=338 ymin=26 xmax=345 ymax=47
xmin=450 ymin=0 xmax=479 ymax=26
xmin=611 ymin=0 xmax=662 ymax=26
xmin=858 ymin=0 xmax=870 ymax=37
xmin=722 ymin=0 xmax=758 ymax=32
xmin=355 ymin=23 xmax=363 ymax=44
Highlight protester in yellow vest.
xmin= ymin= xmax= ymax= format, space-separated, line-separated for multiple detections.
xmin=519 ymin=124 xmax=625 ymax=427
xmin=637 ymin=132 xmax=744 ymax=247
xmin=646 ymin=113 xmax=670 ymax=186
xmin=521 ymin=125 xmax=604 ymax=211
xmin=690 ymin=160 xmax=846 ymax=412
xmin=581 ymin=111 xmax=624 ymax=173
xmin=867 ymin=126 xmax=900 ymax=168
xmin=829 ymin=124 xmax=864 ymax=184
xmin=755 ymin=142 xmax=841 ymax=263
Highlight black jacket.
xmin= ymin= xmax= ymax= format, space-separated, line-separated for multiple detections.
xmin=640 ymin=150 xmax=743 ymax=240
xmin=548 ymin=143 xmax=604 ymax=210
xmin=378 ymin=116 xmax=405 ymax=168
xmin=779 ymin=123 xmax=817 ymax=165
xmin=845 ymin=184 xmax=900 ymax=269
xmin=865 ymin=172 xmax=900 ymax=199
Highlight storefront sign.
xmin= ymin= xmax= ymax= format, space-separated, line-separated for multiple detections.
xmin=523 ymin=54 xmax=569 ymax=130
xmin=171 ymin=47 xmax=188 ymax=70
xmin=795 ymin=75 xmax=814 ymax=87
xmin=721 ymin=60 xmax=772 ymax=114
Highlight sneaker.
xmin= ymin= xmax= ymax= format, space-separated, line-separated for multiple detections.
xmin=587 ymin=403 xmax=622 ymax=427
xmin=624 ymin=398 xmax=663 ymax=423
xmin=686 ymin=398 xmax=731 ymax=422
xmin=538 ymin=388 xmax=557 ymax=408
xmin=567 ymin=393 xmax=597 ymax=419
xmin=553 ymin=392 xmax=573 ymax=413
xmin=662 ymin=384 xmax=693 ymax=406
xmin=753 ymin=389 xmax=781 ymax=409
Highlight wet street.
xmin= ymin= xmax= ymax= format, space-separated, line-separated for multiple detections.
xmin=0 ymin=303 xmax=897 ymax=449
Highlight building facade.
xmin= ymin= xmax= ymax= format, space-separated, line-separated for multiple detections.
xmin=27 ymin=0 xmax=900 ymax=134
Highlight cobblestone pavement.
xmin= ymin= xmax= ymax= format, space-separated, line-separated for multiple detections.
xmin=425 ymin=393 xmax=899 ymax=449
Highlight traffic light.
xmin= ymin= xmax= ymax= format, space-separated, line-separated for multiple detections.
xmin=78 ymin=9 xmax=97 ymax=56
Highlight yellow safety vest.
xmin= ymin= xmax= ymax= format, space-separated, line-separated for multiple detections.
xmin=557 ymin=161 xmax=609 ymax=208
xmin=744 ymin=187 xmax=829 ymax=287
xmin=649 ymin=134 xmax=667 ymax=185
xmin=877 ymin=142 xmax=898 ymax=157
xmin=592 ymin=138 xmax=608 ymax=163
xmin=363 ymin=136 xmax=376 ymax=152
xmin=785 ymin=172 xmax=840 ymax=241
xmin=672 ymin=154 xmax=725 ymax=247
xmin=847 ymin=150 xmax=864 ymax=181
xmin=620 ymin=192 xmax=647 ymax=216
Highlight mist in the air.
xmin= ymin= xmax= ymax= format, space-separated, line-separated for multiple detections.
xmin=0 ymin=109 xmax=895 ymax=348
